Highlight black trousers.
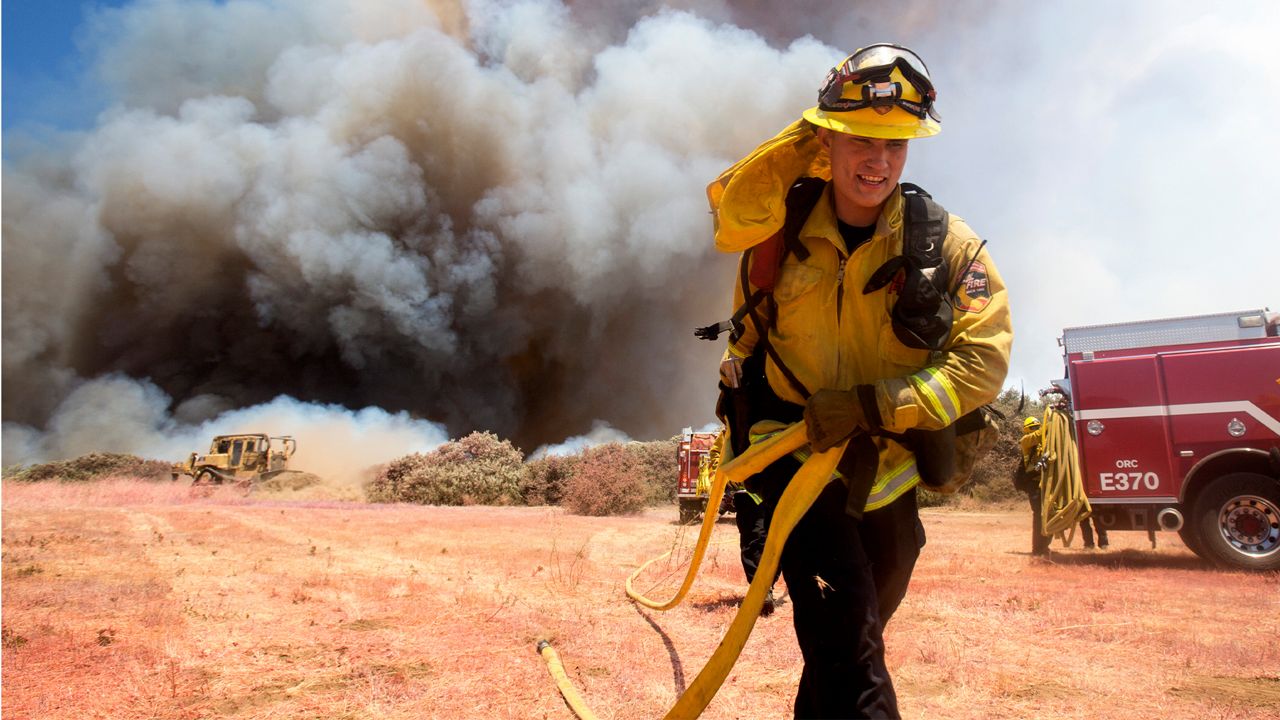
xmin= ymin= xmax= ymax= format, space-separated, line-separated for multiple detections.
xmin=755 ymin=455 xmax=925 ymax=719
xmin=1079 ymin=516 xmax=1109 ymax=548
xmin=1026 ymin=488 xmax=1051 ymax=555
xmin=734 ymin=490 xmax=770 ymax=584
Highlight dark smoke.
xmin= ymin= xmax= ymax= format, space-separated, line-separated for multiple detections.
xmin=5 ymin=0 xmax=906 ymax=462
xmin=10 ymin=1 xmax=1272 ymax=471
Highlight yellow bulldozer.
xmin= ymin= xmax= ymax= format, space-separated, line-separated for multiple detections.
xmin=172 ymin=433 xmax=297 ymax=486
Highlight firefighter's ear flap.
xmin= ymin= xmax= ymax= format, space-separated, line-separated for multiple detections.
xmin=712 ymin=120 xmax=830 ymax=254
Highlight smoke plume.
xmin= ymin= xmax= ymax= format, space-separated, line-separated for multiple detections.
xmin=2 ymin=0 xmax=868 ymax=467
xmin=5 ymin=0 xmax=1277 ymax=473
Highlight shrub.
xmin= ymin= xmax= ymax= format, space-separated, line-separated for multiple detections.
xmin=561 ymin=443 xmax=648 ymax=516
xmin=4 ymin=453 xmax=173 ymax=483
xmin=624 ymin=438 xmax=680 ymax=506
xmin=915 ymin=387 xmax=1041 ymax=507
xmin=519 ymin=454 xmax=578 ymax=506
xmin=917 ymin=486 xmax=949 ymax=508
xmin=953 ymin=388 xmax=1041 ymax=504
xmin=366 ymin=431 xmax=524 ymax=506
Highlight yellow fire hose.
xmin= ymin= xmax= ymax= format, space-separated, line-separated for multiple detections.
xmin=625 ymin=423 xmax=808 ymax=610
xmin=537 ymin=640 xmax=600 ymax=720
xmin=537 ymin=422 xmax=842 ymax=720
xmin=1038 ymin=407 xmax=1092 ymax=538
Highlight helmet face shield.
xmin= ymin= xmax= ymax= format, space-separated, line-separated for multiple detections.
xmin=818 ymin=43 xmax=938 ymax=121
xmin=802 ymin=42 xmax=942 ymax=140
xmin=848 ymin=44 xmax=930 ymax=75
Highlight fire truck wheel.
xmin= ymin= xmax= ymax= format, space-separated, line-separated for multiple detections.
xmin=1193 ymin=472 xmax=1280 ymax=571
xmin=1176 ymin=524 xmax=1203 ymax=558
xmin=679 ymin=499 xmax=701 ymax=524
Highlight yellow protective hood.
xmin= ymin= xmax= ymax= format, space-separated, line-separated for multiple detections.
xmin=706 ymin=119 xmax=831 ymax=253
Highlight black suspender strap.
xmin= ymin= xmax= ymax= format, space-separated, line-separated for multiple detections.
xmin=696 ymin=176 xmax=827 ymax=401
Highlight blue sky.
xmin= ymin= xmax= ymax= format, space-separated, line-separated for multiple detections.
xmin=2 ymin=1 xmax=128 ymax=133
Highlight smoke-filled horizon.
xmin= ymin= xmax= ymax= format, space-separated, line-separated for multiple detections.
xmin=5 ymin=0 xmax=1279 ymax=472
xmin=2 ymin=0 xmax=860 ymax=467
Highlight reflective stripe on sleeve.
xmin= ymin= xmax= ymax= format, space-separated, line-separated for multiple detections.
xmin=752 ymin=428 xmax=919 ymax=513
xmin=789 ymin=447 xmax=846 ymax=482
xmin=909 ymin=366 xmax=961 ymax=424
xmin=749 ymin=429 xmax=783 ymax=445
xmin=864 ymin=459 xmax=921 ymax=512
xmin=790 ymin=447 xmax=918 ymax=512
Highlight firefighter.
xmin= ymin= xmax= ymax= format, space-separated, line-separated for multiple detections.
xmin=711 ymin=44 xmax=1012 ymax=718
xmin=696 ymin=433 xmax=718 ymax=498
xmin=701 ymin=430 xmax=783 ymax=613
xmin=1016 ymin=416 xmax=1052 ymax=556
xmin=732 ymin=484 xmax=784 ymax=615
xmin=1079 ymin=513 xmax=1110 ymax=550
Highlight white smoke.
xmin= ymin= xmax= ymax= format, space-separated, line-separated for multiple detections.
xmin=4 ymin=0 xmax=1277 ymax=469
xmin=528 ymin=419 xmax=633 ymax=459
xmin=898 ymin=0 xmax=1280 ymax=388
xmin=3 ymin=0 xmax=849 ymax=465
xmin=1 ymin=374 xmax=449 ymax=484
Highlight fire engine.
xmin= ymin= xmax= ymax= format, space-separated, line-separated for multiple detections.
xmin=675 ymin=428 xmax=733 ymax=523
xmin=1053 ymin=308 xmax=1280 ymax=570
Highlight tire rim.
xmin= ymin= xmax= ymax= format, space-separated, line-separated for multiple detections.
xmin=1218 ymin=494 xmax=1280 ymax=557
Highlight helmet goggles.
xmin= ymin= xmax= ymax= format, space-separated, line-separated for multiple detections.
xmin=818 ymin=43 xmax=939 ymax=122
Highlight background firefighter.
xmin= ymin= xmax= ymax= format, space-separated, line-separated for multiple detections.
xmin=695 ymin=430 xmax=783 ymax=613
xmin=732 ymin=485 xmax=784 ymax=615
xmin=709 ymin=44 xmax=1012 ymax=718
xmin=1018 ymin=415 xmax=1109 ymax=553
xmin=1016 ymin=416 xmax=1052 ymax=556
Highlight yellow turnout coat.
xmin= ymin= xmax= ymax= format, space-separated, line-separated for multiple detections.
xmin=710 ymin=121 xmax=1013 ymax=511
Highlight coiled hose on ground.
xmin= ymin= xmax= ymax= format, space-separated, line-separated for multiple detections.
xmin=537 ymin=422 xmax=841 ymax=720
xmin=1038 ymin=406 xmax=1092 ymax=538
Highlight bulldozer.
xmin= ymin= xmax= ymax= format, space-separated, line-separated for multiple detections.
xmin=173 ymin=433 xmax=297 ymax=486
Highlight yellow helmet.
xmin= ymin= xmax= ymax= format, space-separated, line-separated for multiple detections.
xmin=802 ymin=43 xmax=941 ymax=140
xmin=1023 ymin=417 xmax=1042 ymax=431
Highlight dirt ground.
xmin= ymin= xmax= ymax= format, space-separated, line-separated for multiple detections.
xmin=3 ymin=478 xmax=1279 ymax=719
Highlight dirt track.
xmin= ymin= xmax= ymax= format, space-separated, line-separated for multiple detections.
xmin=3 ymin=480 xmax=1279 ymax=719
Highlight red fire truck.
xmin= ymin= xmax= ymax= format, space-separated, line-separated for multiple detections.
xmin=1053 ymin=308 xmax=1280 ymax=570
xmin=675 ymin=429 xmax=732 ymax=523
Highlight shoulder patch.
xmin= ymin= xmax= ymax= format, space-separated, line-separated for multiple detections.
xmin=954 ymin=260 xmax=991 ymax=313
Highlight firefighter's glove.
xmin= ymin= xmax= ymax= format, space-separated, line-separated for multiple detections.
xmin=804 ymin=388 xmax=873 ymax=453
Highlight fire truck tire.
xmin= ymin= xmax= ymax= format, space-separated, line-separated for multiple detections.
xmin=1177 ymin=523 xmax=1204 ymax=557
xmin=1192 ymin=472 xmax=1280 ymax=571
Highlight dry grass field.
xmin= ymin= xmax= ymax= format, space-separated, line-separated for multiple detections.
xmin=3 ymin=478 xmax=1279 ymax=719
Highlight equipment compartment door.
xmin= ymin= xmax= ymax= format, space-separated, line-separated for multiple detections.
xmin=1161 ymin=343 xmax=1280 ymax=474
xmin=1070 ymin=355 xmax=1177 ymax=500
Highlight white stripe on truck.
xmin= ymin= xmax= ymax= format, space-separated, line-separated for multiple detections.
xmin=1076 ymin=401 xmax=1280 ymax=437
